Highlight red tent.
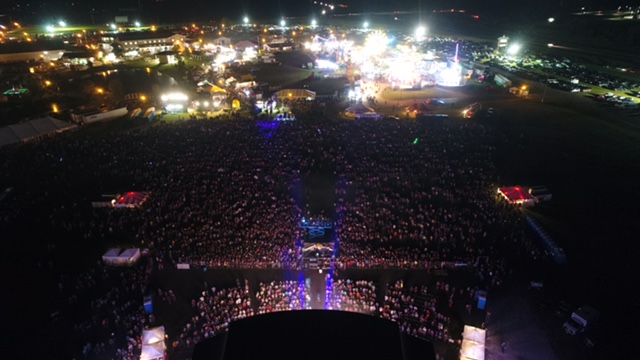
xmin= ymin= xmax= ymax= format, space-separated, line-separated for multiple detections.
xmin=114 ymin=192 xmax=150 ymax=208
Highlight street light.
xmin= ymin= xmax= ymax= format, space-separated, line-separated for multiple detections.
xmin=280 ymin=19 xmax=286 ymax=27
xmin=363 ymin=21 xmax=369 ymax=29
xmin=244 ymin=17 xmax=249 ymax=25
xmin=58 ymin=20 xmax=66 ymax=27
xmin=135 ymin=21 xmax=141 ymax=27
xmin=311 ymin=19 xmax=317 ymax=27
xmin=415 ymin=26 xmax=426 ymax=39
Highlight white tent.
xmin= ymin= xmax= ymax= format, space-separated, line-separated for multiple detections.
xmin=142 ymin=326 xmax=165 ymax=345
xmin=460 ymin=339 xmax=485 ymax=360
xmin=462 ymin=325 xmax=486 ymax=344
xmin=140 ymin=342 xmax=165 ymax=360
xmin=0 ymin=116 xmax=77 ymax=147
xmin=102 ymin=248 xmax=122 ymax=265
xmin=345 ymin=102 xmax=375 ymax=115
xmin=102 ymin=248 xmax=141 ymax=266
xmin=119 ymin=248 xmax=141 ymax=265
xmin=141 ymin=326 xmax=166 ymax=360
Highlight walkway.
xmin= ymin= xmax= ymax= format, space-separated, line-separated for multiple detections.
xmin=485 ymin=292 xmax=557 ymax=360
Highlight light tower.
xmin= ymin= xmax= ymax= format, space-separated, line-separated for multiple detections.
xmin=497 ymin=35 xmax=509 ymax=53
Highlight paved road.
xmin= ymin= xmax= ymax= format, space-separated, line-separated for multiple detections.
xmin=485 ymin=292 xmax=557 ymax=360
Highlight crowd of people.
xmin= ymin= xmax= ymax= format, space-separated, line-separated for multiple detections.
xmin=61 ymin=258 xmax=156 ymax=360
xmin=380 ymin=280 xmax=475 ymax=343
xmin=256 ymin=280 xmax=310 ymax=313
xmin=173 ymin=281 xmax=253 ymax=352
xmin=0 ymin=112 xmax=546 ymax=359
xmin=326 ymin=279 xmax=378 ymax=314
xmin=169 ymin=277 xmax=478 ymax=353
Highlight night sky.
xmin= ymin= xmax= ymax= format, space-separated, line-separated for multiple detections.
xmin=2 ymin=0 xmax=638 ymax=25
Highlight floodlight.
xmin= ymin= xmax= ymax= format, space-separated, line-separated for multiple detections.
xmin=58 ymin=21 xmax=66 ymax=27
xmin=507 ymin=44 xmax=521 ymax=55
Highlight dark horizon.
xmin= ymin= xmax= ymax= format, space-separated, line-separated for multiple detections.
xmin=1 ymin=0 xmax=637 ymax=26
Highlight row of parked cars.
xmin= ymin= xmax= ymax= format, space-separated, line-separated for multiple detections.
xmin=489 ymin=54 xmax=640 ymax=94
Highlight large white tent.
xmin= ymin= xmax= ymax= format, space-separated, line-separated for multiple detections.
xmin=142 ymin=326 xmax=165 ymax=345
xmin=344 ymin=102 xmax=377 ymax=118
xmin=462 ymin=325 xmax=486 ymax=344
xmin=140 ymin=342 xmax=165 ymax=360
xmin=0 ymin=116 xmax=77 ymax=147
xmin=460 ymin=340 xmax=485 ymax=360
xmin=460 ymin=325 xmax=485 ymax=360
xmin=141 ymin=326 xmax=165 ymax=360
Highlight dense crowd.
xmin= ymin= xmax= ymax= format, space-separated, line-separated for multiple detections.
xmin=326 ymin=279 xmax=378 ymax=314
xmin=0 ymin=113 xmax=545 ymax=359
xmin=256 ymin=280 xmax=310 ymax=313
xmin=1 ymin=115 xmax=533 ymax=274
xmin=380 ymin=280 xmax=474 ymax=343
xmin=174 ymin=281 xmax=253 ymax=352
xmin=59 ymin=259 xmax=155 ymax=360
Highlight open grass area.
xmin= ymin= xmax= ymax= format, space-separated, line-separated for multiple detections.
xmin=381 ymin=88 xmax=435 ymax=101
xmin=251 ymin=63 xmax=312 ymax=86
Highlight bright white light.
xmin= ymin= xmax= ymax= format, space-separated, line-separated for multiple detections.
xmin=547 ymin=43 xmax=554 ymax=47
xmin=363 ymin=21 xmax=369 ymax=29
xmin=415 ymin=26 xmax=426 ymax=39
xmin=244 ymin=17 xmax=249 ymax=24
xmin=548 ymin=17 xmax=555 ymax=23
xmin=46 ymin=25 xmax=55 ymax=32
xmin=280 ymin=19 xmax=286 ymax=27
xmin=316 ymin=59 xmax=339 ymax=70
xmin=507 ymin=44 xmax=521 ymax=55
xmin=135 ymin=21 xmax=141 ymax=27
xmin=161 ymin=93 xmax=189 ymax=102
xmin=204 ymin=101 xmax=209 ymax=107
xmin=58 ymin=21 xmax=66 ymax=27
xmin=166 ymin=104 xmax=184 ymax=111
xmin=110 ymin=24 xmax=116 ymax=30
xmin=322 ymin=10 xmax=326 ymax=15
xmin=311 ymin=19 xmax=317 ymax=27
xmin=363 ymin=30 xmax=390 ymax=56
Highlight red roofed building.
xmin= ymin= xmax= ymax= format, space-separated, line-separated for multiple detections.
xmin=498 ymin=186 xmax=535 ymax=206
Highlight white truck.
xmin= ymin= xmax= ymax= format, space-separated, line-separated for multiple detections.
xmin=563 ymin=306 xmax=599 ymax=335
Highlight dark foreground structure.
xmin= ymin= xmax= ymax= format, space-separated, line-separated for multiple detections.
xmin=193 ymin=310 xmax=436 ymax=360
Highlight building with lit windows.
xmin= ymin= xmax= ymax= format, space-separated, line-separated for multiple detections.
xmin=102 ymin=31 xmax=185 ymax=55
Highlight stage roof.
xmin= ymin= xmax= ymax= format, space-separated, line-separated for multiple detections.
xmin=194 ymin=310 xmax=435 ymax=360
